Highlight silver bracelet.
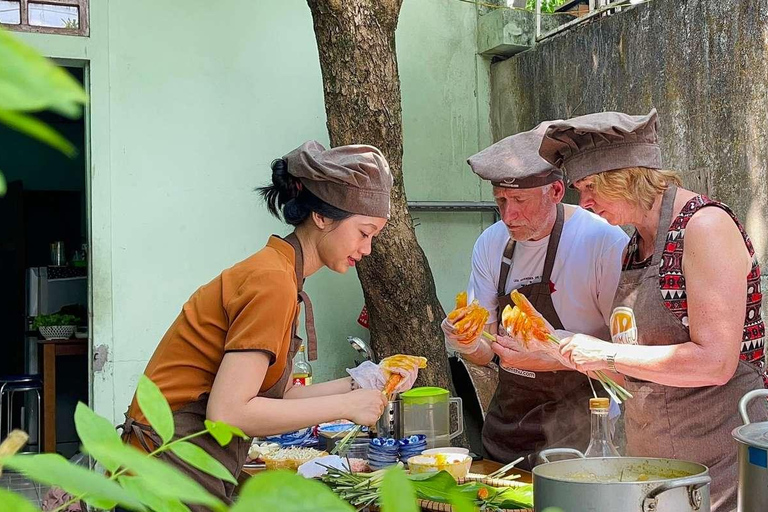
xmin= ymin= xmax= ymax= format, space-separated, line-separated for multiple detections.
xmin=606 ymin=353 xmax=618 ymax=373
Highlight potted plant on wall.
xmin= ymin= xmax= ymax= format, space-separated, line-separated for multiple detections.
xmin=32 ymin=314 xmax=79 ymax=340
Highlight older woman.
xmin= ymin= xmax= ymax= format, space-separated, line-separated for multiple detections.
xmin=537 ymin=109 xmax=767 ymax=512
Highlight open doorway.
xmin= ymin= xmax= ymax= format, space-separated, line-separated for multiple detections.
xmin=0 ymin=65 xmax=89 ymax=460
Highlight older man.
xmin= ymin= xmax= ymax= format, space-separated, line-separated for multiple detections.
xmin=442 ymin=122 xmax=628 ymax=469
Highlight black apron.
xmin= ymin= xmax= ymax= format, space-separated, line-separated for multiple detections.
xmin=118 ymin=233 xmax=317 ymax=510
xmin=482 ymin=204 xmax=596 ymax=470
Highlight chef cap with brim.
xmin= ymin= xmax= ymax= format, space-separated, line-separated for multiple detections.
xmin=282 ymin=140 xmax=393 ymax=219
xmin=539 ymin=108 xmax=663 ymax=187
xmin=467 ymin=121 xmax=564 ymax=189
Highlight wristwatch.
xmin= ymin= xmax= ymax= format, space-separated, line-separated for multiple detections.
xmin=606 ymin=353 xmax=618 ymax=373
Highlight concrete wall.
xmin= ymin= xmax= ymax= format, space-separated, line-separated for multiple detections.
xmin=14 ymin=0 xmax=493 ymax=423
xmin=490 ymin=0 xmax=768 ymax=265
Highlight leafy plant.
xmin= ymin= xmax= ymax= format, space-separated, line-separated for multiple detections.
xmin=0 ymin=376 xmax=432 ymax=512
xmin=0 ymin=26 xmax=88 ymax=196
xmin=31 ymin=313 xmax=80 ymax=328
xmin=525 ymin=0 xmax=569 ymax=13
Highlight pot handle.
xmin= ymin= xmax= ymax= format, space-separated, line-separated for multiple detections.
xmin=642 ymin=475 xmax=711 ymax=512
xmin=538 ymin=448 xmax=585 ymax=463
xmin=738 ymin=389 xmax=768 ymax=425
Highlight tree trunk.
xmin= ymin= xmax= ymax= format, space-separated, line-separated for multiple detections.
xmin=306 ymin=0 xmax=454 ymax=394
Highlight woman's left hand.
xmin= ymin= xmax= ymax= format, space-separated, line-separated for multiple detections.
xmin=559 ymin=334 xmax=614 ymax=372
xmin=388 ymin=362 xmax=421 ymax=393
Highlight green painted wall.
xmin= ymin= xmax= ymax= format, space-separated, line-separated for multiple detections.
xmin=14 ymin=0 xmax=492 ymax=424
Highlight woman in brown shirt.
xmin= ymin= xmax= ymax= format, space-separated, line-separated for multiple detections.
xmin=120 ymin=141 xmax=421 ymax=508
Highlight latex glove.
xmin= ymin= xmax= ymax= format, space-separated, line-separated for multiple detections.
xmin=346 ymin=361 xmax=386 ymax=391
xmin=379 ymin=354 xmax=425 ymax=394
xmin=441 ymin=317 xmax=481 ymax=354
xmin=558 ymin=333 xmax=614 ymax=373
xmin=347 ymin=356 xmax=425 ymax=395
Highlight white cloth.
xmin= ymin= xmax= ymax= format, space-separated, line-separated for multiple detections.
xmin=467 ymin=206 xmax=628 ymax=340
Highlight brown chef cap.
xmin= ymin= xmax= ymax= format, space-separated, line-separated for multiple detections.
xmin=539 ymin=108 xmax=662 ymax=186
xmin=467 ymin=121 xmax=564 ymax=189
xmin=282 ymin=141 xmax=393 ymax=219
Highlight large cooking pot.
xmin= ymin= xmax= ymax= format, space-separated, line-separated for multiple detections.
xmin=732 ymin=389 xmax=768 ymax=512
xmin=533 ymin=448 xmax=711 ymax=512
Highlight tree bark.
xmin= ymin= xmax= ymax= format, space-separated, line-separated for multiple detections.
xmin=306 ymin=0 xmax=454 ymax=394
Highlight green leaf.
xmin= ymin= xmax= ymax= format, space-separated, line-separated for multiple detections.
xmin=74 ymin=402 xmax=123 ymax=472
xmin=0 ymin=109 xmax=75 ymax=156
xmin=0 ymin=488 xmax=41 ymax=512
xmin=81 ymin=442 xmax=225 ymax=511
xmin=0 ymin=170 xmax=6 ymax=197
xmin=448 ymin=487 xmax=478 ymax=512
xmin=169 ymin=441 xmax=237 ymax=484
xmin=118 ymin=476 xmax=191 ymax=512
xmin=232 ymin=470 xmax=353 ymax=512
xmin=204 ymin=420 xmax=247 ymax=447
xmin=492 ymin=485 xmax=534 ymax=509
xmin=408 ymin=471 xmax=458 ymax=502
xmin=0 ymin=27 xmax=87 ymax=117
xmin=136 ymin=375 xmax=174 ymax=445
xmin=380 ymin=466 xmax=418 ymax=512
xmin=2 ymin=453 xmax=146 ymax=511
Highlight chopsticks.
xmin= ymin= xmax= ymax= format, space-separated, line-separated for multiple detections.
xmin=487 ymin=456 xmax=524 ymax=479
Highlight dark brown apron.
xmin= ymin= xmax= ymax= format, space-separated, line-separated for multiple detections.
xmin=482 ymin=204 xmax=596 ymax=470
xmin=119 ymin=233 xmax=317 ymax=510
xmin=613 ymin=186 xmax=768 ymax=512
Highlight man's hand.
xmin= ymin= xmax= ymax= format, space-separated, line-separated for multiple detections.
xmin=491 ymin=332 xmax=576 ymax=371
xmin=559 ymin=333 xmax=613 ymax=373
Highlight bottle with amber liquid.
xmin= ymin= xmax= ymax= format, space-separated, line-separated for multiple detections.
xmin=291 ymin=344 xmax=313 ymax=386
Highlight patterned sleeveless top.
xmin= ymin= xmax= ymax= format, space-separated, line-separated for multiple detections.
xmin=624 ymin=195 xmax=767 ymax=386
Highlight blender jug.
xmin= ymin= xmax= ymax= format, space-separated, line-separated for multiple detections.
xmin=401 ymin=387 xmax=463 ymax=449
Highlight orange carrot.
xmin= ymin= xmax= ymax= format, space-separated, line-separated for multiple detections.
xmin=383 ymin=374 xmax=403 ymax=398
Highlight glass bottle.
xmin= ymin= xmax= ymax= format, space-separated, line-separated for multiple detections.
xmin=584 ymin=397 xmax=620 ymax=458
xmin=291 ymin=344 xmax=313 ymax=386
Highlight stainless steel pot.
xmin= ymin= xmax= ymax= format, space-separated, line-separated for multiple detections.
xmin=533 ymin=448 xmax=711 ymax=512
xmin=732 ymin=389 xmax=768 ymax=512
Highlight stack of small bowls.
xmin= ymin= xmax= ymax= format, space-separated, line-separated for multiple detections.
xmin=398 ymin=434 xmax=427 ymax=463
xmin=368 ymin=438 xmax=399 ymax=470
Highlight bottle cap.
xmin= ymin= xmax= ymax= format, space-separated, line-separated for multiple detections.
xmin=589 ymin=398 xmax=610 ymax=410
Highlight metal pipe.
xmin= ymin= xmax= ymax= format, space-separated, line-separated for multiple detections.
xmin=407 ymin=201 xmax=498 ymax=212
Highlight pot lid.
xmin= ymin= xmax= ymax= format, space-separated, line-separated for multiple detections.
xmin=733 ymin=421 xmax=768 ymax=449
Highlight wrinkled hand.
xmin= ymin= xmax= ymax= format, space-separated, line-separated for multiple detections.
xmin=559 ymin=333 xmax=613 ymax=373
xmin=347 ymin=389 xmax=388 ymax=427
xmin=441 ymin=317 xmax=481 ymax=354
xmin=491 ymin=332 xmax=575 ymax=370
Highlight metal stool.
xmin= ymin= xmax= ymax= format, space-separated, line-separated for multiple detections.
xmin=0 ymin=375 xmax=42 ymax=452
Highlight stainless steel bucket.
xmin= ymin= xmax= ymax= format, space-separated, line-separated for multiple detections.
xmin=533 ymin=448 xmax=711 ymax=512
xmin=732 ymin=389 xmax=768 ymax=512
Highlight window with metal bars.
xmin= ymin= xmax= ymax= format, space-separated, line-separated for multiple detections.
xmin=0 ymin=0 xmax=88 ymax=36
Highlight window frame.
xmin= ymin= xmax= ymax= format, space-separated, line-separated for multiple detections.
xmin=1 ymin=0 xmax=89 ymax=37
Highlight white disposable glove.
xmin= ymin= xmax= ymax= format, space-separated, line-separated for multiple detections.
xmin=346 ymin=361 xmax=386 ymax=391
xmin=346 ymin=358 xmax=422 ymax=395
xmin=441 ymin=317 xmax=482 ymax=354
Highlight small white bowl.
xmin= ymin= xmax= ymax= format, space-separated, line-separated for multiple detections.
xmin=407 ymin=453 xmax=472 ymax=480
xmin=422 ymin=447 xmax=470 ymax=456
